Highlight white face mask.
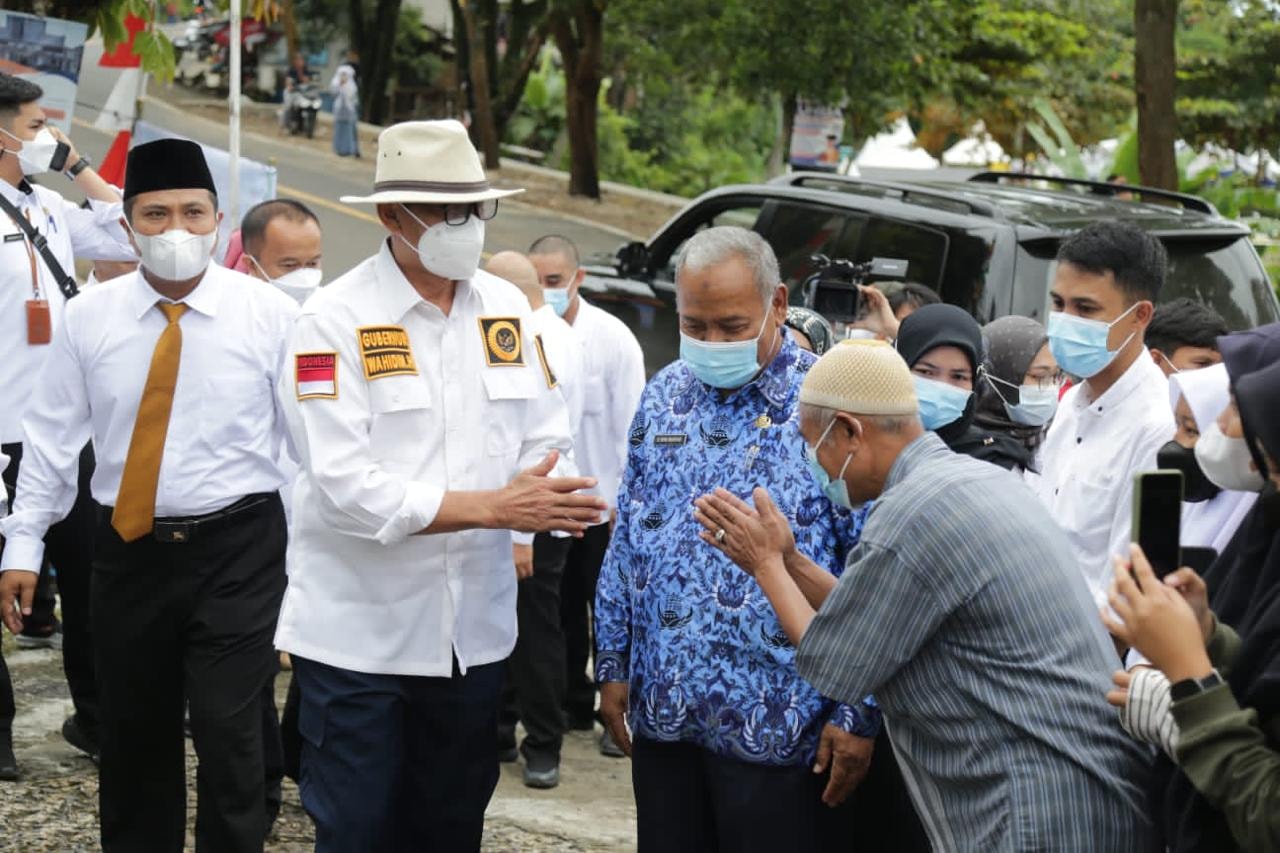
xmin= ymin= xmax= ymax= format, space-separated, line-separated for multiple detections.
xmin=1194 ymin=421 xmax=1265 ymax=492
xmin=398 ymin=205 xmax=485 ymax=281
xmin=984 ymin=373 xmax=1060 ymax=427
xmin=1 ymin=127 xmax=63 ymax=176
xmin=133 ymin=228 xmax=218 ymax=281
xmin=248 ymin=256 xmax=322 ymax=305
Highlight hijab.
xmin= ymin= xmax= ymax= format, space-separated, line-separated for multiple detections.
xmin=974 ymin=316 xmax=1051 ymax=455
xmin=895 ymin=303 xmax=983 ymax=448
xmin=1159 ymin=324 xmax=1280 ymax=851
xmin=785 ymin=306 xmax=836 ymax=356
xmin=1168 ymin=363 xmax=1257 ymax=553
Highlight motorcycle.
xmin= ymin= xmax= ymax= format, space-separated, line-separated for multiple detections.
xmin=285 ymin=81 xmax=322 ymax=139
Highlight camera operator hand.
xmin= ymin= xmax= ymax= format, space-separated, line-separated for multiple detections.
xmin=851 ymin=285 xmax=899 ymax=341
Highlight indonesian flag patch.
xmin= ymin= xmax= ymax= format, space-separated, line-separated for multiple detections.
xmin=295 ymin=352 xmax=338 ymax=400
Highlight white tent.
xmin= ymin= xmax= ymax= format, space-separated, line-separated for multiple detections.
xmin=941 ymin=125 xmax=1006 ymax=167
xmin=853 ymin=117 xmax=939 ymax=170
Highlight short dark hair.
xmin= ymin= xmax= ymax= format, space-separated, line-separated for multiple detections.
xmin=1056 ymin=221 xmax=1167 ymax=303
xmin=123 ymin=189 xmax=218 ymax=221
xmin=528 ymin=234 xmax=580 ymax=267
xmin=1145 ymin=297 xmax=1229 ymax=354
xmin=887 ymin=281 xmax=940 ymax=316
xmin=0 ymin=73 xmax=42 ymax=116
xmin=241 ymin=198 xmax=319 ymax=256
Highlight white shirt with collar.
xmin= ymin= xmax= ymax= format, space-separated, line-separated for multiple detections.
xmin=0 ymin=178 xmax=136 ymax=443
xmin=1026 ymin=351 xmax=1175 ymax=606
xmin=0 ymin=263 xmax=299 ymax=573
xmin=274 ymin=242 xmax=576 ymax=677
xmin=568 ymin=297 xmax=646 ymax=512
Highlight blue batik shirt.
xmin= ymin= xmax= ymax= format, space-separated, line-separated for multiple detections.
xmin=594 ymin=334 xmax=880 ymax=767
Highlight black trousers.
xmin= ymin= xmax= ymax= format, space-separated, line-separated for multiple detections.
xmin=0 ymin=442 xmax=99 ymax=739
xmin=93 ymin=493 xmax=287 ymax=853
xmin=294 ymin=655 xmax=504 ymax=853
xmin=500 ymin=532 xmax=572 ymax=764
xmin=559 ymin=521 xmax=612 ymax=723
xmin=631 ymin=737 xmax=854 ymax=853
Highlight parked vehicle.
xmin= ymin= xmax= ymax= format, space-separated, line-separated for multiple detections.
xmin=585 ymin=172 xmax=1280 ymax=374
xmin=285 ymin=81 xmax=322 ymax=138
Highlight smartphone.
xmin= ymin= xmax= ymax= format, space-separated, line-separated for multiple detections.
xmin=1131 ymin=470 xmax=1184 ymax=578
xmin=49 ymin=141 xmax=71 ymax=174
xmin=1181 ymin=546 xmax=1217 ymax=576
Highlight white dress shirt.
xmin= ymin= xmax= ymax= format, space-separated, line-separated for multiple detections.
xmin=0 ymin=178 xmax=135 ymax=443
xmin=1026 ymin=352 xmax=1174 ymax=606
xmin=274 ymin=243 xmax=575 ymax=677
xmin=569 ymin=298 xmax=646 ymax=511
xmin=0 ymin=263 xmax=298 ymax=573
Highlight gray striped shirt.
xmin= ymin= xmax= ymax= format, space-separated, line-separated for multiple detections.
xmin=797 ymin=433 xmax=1155 ymax=851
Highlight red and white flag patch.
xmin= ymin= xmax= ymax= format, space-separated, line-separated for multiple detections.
xmin=296 ymin=352 xmax=338 ymax=400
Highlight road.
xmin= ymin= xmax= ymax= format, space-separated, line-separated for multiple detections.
xmin=66 ymin=39 xmax=627 ymax=279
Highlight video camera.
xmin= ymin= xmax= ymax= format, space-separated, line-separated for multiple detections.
xmin=801 ymin=254 xmax=909 ymax=324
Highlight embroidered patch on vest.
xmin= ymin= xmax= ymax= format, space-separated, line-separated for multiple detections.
xmin=295 ymin=352 xmax=338 ymax=399
xmin=357 ymin=325 xmax=418 ymax=380
xmin=478 ymin=316 xmax=525 ymax=367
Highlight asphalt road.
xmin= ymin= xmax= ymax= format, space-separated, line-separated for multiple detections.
xmin=64 ymin=39 xmax=626 ymax=279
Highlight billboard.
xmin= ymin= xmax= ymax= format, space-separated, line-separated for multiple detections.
xmin=789 ymin=102 xmax=844 ymax=172
xmin=0 ymin=11 xmax=88 ymax=133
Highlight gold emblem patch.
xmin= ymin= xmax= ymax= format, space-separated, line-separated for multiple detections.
xmin=357 ymin=325 xmax=418 ymax=380
xmin=478 ymin=316 xmax=525 ymax=367
xmin=533 ymin=334 xmax=558 ymax=389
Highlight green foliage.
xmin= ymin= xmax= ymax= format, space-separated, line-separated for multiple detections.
xmin=1025 ymin=96 xmax=1085 ymax=178
xmin=391 ymin=6 xmax=444 ymax=87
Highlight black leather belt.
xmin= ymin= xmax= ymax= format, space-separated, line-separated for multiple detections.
xmin=104 ymin=493 xmax=274 ymax=544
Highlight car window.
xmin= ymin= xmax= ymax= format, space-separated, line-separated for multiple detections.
xmin=655 ymin=203 xmax=765 ymax=283
xmin=852 ymin=218 xmax=948 ymax=292
xmin=760 ymin=202 xmax=864 ymax=288
xmin=1016 ymin=236 xmax=1279 ymax=330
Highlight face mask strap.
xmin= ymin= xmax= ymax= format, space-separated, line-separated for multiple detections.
xmin=247 ymin=254 xmax=269 ymax=280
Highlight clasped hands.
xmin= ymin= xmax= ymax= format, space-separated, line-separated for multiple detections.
xmin=693 ymin=487 xmax=795 ymax=577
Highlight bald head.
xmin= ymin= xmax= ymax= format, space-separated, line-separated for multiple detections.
xmin=486 ymin=251 xmax=543 ymax=309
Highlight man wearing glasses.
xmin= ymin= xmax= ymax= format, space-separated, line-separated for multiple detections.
xmin=274 ymin=121 xmax=607 ymax=850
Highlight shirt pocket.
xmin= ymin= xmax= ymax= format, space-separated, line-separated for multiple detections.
xmin=368 ymin=375 xmax=432 ymax=464
xmin=200 ymin=375 xmax=273 ymax=447
xmin=581 ymin=368 xmax=607 ymax=415
xmin=1061 ymin=472 xmax=1116 ymax=540
xmin=481 ymin=368 xmax=536 ymax=457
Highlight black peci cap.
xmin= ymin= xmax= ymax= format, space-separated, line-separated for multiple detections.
xmin=124 ymin=138 xmax=217 ymax=201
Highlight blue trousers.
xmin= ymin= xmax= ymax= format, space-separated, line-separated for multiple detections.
xmin=293 ymin=656 xmax=504 ymax=853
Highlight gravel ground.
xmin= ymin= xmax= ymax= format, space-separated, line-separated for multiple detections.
xmin=0 ymin=635 xmax=637 ymax=852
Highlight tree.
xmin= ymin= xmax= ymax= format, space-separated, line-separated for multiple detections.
xmin=547 ymin=0 xmax=605 ymax=198
xmin=347 ymin=0 xmax=404 ymax=124
xmin=1135 ymin=0 xmax=1178 ymax=189
xmin=459 ymin=0 xmax=501 ymax=166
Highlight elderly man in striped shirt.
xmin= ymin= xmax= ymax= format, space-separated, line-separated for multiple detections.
xmin=696 ymin=339 xmax=1156 ymax=851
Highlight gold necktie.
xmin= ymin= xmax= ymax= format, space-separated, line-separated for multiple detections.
xmin=112 ymin=302 xmax=189 ymax=542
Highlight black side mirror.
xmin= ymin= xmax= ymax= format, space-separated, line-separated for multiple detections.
xmin=615 ymin=241 xmax=649 ymax=278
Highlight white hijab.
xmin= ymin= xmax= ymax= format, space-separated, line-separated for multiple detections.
xmin=1169 ymin=362 xmax=1257 ymax=552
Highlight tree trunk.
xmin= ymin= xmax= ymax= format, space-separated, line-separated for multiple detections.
xmin=460 ymin=0 xmax=501 ymax=167
xmin=363 ymin=0 xmax=402 ymax=124
xmin=1134 ymin=0 xmax=1178 ymax=190
xmin=550 ymin=2 xmax=605 ymax=199
xmin=281 ymin=0 xmax=300 ymax=60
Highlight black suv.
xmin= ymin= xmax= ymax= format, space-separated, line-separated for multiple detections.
xmin=583 ymin=172 xmax=1280 ymax=373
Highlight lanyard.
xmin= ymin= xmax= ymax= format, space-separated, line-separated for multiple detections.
xmin=19 ymin=208 xmax=42 ymax=301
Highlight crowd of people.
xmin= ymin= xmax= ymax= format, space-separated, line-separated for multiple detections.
xmin=0 ymin=68 xmax=1279 ymax=852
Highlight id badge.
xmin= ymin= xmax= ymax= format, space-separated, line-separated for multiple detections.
xmin=26 ymin=299 xmax=51 ymax=345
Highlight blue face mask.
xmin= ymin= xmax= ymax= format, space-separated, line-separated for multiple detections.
xmin=805 ymin=417 xmax=855 ymax=509
xmin=913 ymin=375 xmax=973 ymax=431
xmin=1047 ymin=303 xmax=1138 ymax=379
xmin=543 ymin=287 xmax=572 ymax=317
xmin=984 ymin=373 xmax=1061 ymax=427
xmin=680 ymin=311 xmax=776 ymax=389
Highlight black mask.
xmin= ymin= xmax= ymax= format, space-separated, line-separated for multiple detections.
xmin=1157 ymin=440 xmax=1222 ymax=503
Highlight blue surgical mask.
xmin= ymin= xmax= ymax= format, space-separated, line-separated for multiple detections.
xmin=1047 ymin=303 xmax=1139 ymax=379
xmin=680 ymin=311 xmax=777 ymax=389
xmin=805 ymin=417 xmax=854 ymax=509
xmin=913 ymin=375 xmax=972 ymax=431
xmin=544 ymin=287 xmax=572 ymax=317
xmin=984 ymin=373 xmax=1060 ymax=427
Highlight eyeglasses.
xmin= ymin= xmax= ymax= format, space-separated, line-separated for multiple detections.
xmin=441 ymin=200 xmax=499 ymax=226
xmin=986 ymin=370 xmax=1065 ymax=392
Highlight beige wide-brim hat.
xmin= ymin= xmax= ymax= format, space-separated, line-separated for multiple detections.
xmin=340 ymin=119 xmax=526 ymax=205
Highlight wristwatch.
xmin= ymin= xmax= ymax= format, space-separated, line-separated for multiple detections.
xmin=66 ymin=155 xmax=91 ymax=179
xmin=1170 ymin=669 xmax=1224 ymax=702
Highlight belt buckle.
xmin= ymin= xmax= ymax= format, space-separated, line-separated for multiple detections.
xmin=153 ymin=520 xmax=194 ymax=543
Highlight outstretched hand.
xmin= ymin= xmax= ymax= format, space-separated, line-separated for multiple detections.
xmin=693 ymin=487 xmax=795 ymax=576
